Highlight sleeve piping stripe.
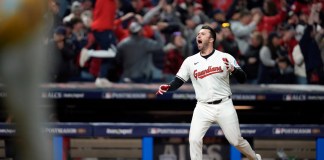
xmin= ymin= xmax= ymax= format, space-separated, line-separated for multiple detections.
xmin=176 ymin=75 xmax=186 ymax=82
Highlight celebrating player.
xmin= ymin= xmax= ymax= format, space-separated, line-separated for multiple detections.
xmin=156 ymin=25 xmax=262 ymax=160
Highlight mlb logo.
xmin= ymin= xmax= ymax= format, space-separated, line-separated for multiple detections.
xmin=149 ymin=128 xmax=158 ymax=134
xmin=77 ymin=128 xmax=87 ymax=134
xmin=273 ymin=128 xmax=283 ymax=134
xmin=104 ymin=92 xmax=112 ymax=99
xmin=285 ymin=95 xmax=292 ymax=101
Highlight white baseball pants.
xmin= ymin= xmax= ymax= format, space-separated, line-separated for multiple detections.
xmin=189 ymin=98 xmax=257 ymax=160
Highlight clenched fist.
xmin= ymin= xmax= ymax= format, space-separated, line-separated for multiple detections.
xmin=156 ymin=84 xmax=170 ymax=95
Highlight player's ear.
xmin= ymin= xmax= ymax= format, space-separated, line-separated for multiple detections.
xmin=209 ymin=38 xmax=214 ymax=43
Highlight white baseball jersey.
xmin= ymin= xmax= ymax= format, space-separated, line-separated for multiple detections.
xmin=176 ymin=49 xmax=240 ymax=103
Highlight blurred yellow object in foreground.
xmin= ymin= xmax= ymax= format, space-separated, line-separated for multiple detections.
xmin=0 ymin=0 xmax=45 ymax=49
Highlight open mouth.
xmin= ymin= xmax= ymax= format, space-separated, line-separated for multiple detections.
xmin=197 ymin=40 xmax=202 ymax=44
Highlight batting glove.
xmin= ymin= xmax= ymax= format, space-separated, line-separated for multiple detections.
xmin=156 ymin=84 xmax=170 ymax=95
xmin=222 ymin=58 xmax=234 ymax=72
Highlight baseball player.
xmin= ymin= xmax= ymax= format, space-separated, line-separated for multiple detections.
xmin=156 ymin=25 xmax=262 ymax=160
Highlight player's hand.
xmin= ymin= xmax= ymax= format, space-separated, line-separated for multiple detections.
xmin=156 ymin=84 xmax=170 ymax=95
xmin=222 ymin=58 xmax=235 ymax=73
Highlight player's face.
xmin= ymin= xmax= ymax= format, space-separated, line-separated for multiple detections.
xmin=196 ymin=29 xmax=213 ymax=51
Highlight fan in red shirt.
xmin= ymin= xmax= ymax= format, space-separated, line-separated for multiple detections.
xmin=257 ymin=0 xmax=287 ymax=34
xmin=113 ymin=12 xmax=157 ymax=42
xmin=163 ymin=31 xmax=185 ymax=82
xmin=89 ymin=0 xmax=117 ymax=87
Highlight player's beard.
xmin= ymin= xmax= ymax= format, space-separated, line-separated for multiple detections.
xmin=197 ymin=40 xmax=209 ymax=52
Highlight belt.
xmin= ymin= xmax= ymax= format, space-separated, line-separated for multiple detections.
xmin=207 ymin=96 xmax=231 ymax=105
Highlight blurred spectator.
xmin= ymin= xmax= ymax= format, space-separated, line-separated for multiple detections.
xmin=79 ymin=47 xmax=116 ymax=65
xmin=113 ymin=11 xmax=159 ymax=41
xmin=160 ymin=0 xmax=183 ymax=29
xmin=312 ymin=2 xmax=324 ymax=65
xmin=236 ymin=0 xmax=249 ymax=13
xmin=242 ymin=31 xmax=263 ymax=84
xmin=287 ymin=11 xmax=299 ymax=28
xmin=115 ymin=0 xmax=134 ymax=18
xmin=210 ymin=0 xmax=238 ymax=25
xmin=116 ymin=22 xmax=164 ymax=83
xmin=63 ymin=21 xmax=74 ymax=45
xmin=63 ymin=1 xmax=83 ymax=23
xmin=176 ymin=0 xmax=202 ymax=24
xmin=263 ymin=0 xmax=281 ymax=16
xmin=258 ymin=32 xmax=286 ymax=84
xmin=78 ymin=44 xmax=116 ymax=83
xmin=46 ymin=0 xmax=62 ymax=37
xmin=273 ymin=57 xmax=295 ymax=84
xmin=201 ymin=0 xmax=216 ymax=18
xmin=292 ymin=45 xmax=306 ymax=84
xmin=213 ymin=0 xmax=245 ymax=13
xmin=77 ymin=31 xmax=103 ymax=82
xmin=48 ymin=26 xmax=79 ymax=82
xmin=129 ymin=0 xmax=147 ymax=16
xmin=211 ymin=9 xmax=226 ymax=25
xmin=163 ymin=31 xmax=185 ymax=82
xmin=280 ymin=25 xmax=298 ymax=65
xmin=142 ymin=0 xmax=173 ymax=39
xmin=231 ymin=10 xmax=262 ymax=55
xmin=292 ymin=25 xmax=307 ymax=84
xmin=81 ymin=0 xmax=93 ymax=11
xmin=89 ymin=0 xmax=117 ymax=87
xmin=135 ymin=11 xmax=157 ymax=39
xmin=41 ymin=0 xmax=324 ymax=85
xmin=80 ymin=0 xmax=94 ymax=28
xmin=290 ymin=0 xmax=312 ymax=14
xmin=216 ymin=22 xmax=240 ymax=60
xmin=69 ymin=18 xmax=88 ymax=53
xmin=258 ymin=0 xmax=287 ymax=34
xmin=114 ymin=12 xmax=136 ymax=42
xmin=299 ymin=6 xmax=324 ymax=84
xmin=182 ymin=3 xmax=208 ymax=58
xmin=140 ymin=1 xmax=179 ymax=79
xmin=317 ymin=28 xmax=324 ymax=66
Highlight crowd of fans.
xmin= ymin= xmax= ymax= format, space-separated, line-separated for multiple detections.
xmin=46 ymin=0 xmax=324 ymax=87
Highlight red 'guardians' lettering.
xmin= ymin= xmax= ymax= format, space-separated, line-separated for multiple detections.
xmin=194 ymin=66 xmax=223 ymax=79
